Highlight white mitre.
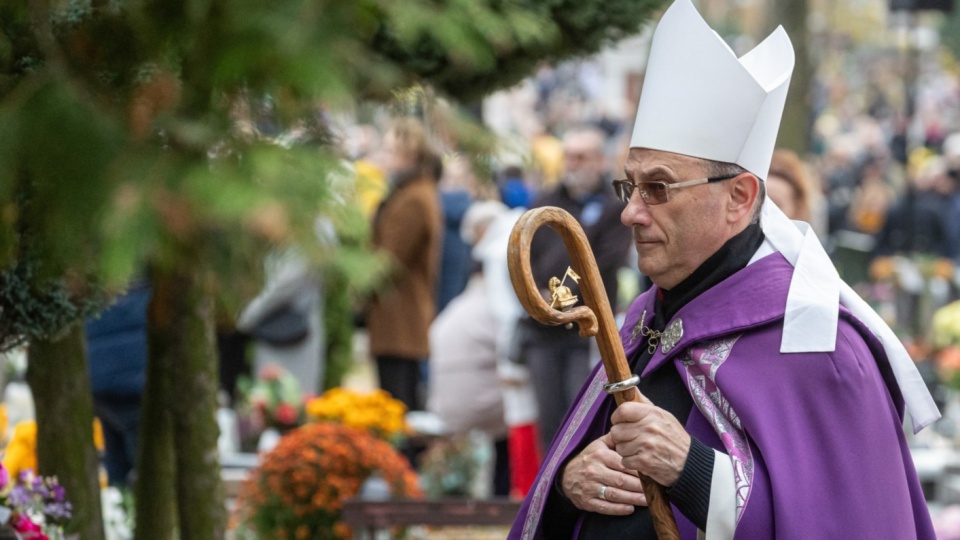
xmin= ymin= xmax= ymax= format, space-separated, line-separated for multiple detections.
xmin=630 ymin=0 xmax=939 ymax=432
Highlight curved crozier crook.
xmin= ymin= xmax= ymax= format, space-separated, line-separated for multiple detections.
xmin=507 ymin=206 xmax=636 ymax=400
xmin=506 ymin=207 xmax=600 ymax=337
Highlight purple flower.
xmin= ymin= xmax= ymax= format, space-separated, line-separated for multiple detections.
xmin=8 ymin=484 xmax=31 ymax=508
xmin=1 ymin=470 xmax=72 ymax=529
xmin=43 ymin=500 xmax=72 ymax=520
xmin=50 ymin=485 xmax=66 ymax=504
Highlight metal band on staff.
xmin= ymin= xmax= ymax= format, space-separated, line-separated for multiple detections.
xmin=604 ymin=375 xmax=640 ymax=395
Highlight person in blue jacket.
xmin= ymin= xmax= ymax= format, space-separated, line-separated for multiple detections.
xmin=86 ymin=280 xmax=150 ymax=487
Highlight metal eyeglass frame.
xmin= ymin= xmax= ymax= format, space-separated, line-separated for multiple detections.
xmin=612 ymin=173 xmax=740 ymax=205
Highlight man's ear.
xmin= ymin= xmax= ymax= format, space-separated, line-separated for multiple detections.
xmin=727 ymin=173 xmax=760 ymax=223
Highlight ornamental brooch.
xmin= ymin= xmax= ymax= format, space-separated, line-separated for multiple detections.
xmin=660 ymin=318 xmax=683 ymax=354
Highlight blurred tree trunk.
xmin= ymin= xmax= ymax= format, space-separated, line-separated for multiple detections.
xmin=769 ymin=0 xmax=812 ymax=155
xmin=136 ymin=267 xmax=225 ymax=540
xmin=168 ymin=268 xmax=225 ymax=540
xmin=27 ymin=324 xmax=105 ymax=540
xmin=323 ymin=270 xmax=354 ymax=391
xmin=134 ymin=283 xmax=177 ymax=540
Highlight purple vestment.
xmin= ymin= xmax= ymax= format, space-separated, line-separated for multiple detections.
xmin=509 ymin=253 xmax=935 ymax=539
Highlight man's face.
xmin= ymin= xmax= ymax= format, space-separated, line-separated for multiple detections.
xmin=562 ymin=132 xmax=605 ymax=193
xmin=621 ymin=148 xmax=733 ymax=290
xmin=383 ymin=131 xmax=417 ymax=177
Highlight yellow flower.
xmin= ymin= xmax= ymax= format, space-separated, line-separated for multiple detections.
xmin=934 ymin=301 xmax=960 ymax=349
xmin=869 ymin=257 xmax=895 ymax=281
xmin=3 ymin=420 xmax=37 ymax=477
xmin=305 ymin=388 xmax=408 ymax=440
xmin=0 ymin=405 xmax=8 ymax=445
xmin=933 ymin=259 xmax=956 ymax=280
xmin=93 ymin=417 xmax=105 ymax=452
xmin=2 ymin=418 xmax=107 ymax=477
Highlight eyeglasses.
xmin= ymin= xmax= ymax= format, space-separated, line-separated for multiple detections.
xmin=611 ymin=173 xmax=739 ymax=205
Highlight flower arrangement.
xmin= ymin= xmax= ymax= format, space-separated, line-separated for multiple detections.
xmin=419 ymin=434 xmax=483 ymax=498
xmin=933 ymin=301 xmax=960 ymax=389
xmin=3 ymin=420 xmax=104 ymax=480
xmin=234 ymin=422 xmax=422 ymax=540
xmin=305 ymin=388 xmax=408 ymax=442
xmin=869 ymin=255 xmax=955 ymax=283
xmin=0 ymin=467 xmax=72 ymax=540
xmin=2 ymin=422 xmax=37 ymax=480
xmin=101 ymin=487 xmax=133 ymax=540
xmin=237 ymin=363 xmax=305 ymax=433
xmin=868 ymin=255 xmax=956 ymax=340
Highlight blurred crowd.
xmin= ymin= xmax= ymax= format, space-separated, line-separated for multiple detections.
xmin=78 ymin=25 xmax=960 ymax=515
xmin=327 ymin=48 xmax=960 ymax=500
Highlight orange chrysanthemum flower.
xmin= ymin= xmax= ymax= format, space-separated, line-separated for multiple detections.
xmin=234 ymin=422 xmax=422 ymax=539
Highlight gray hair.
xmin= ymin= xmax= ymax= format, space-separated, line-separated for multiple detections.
xmin=703 ymin=160 xmax=765 ymax=224
xmin=461 ymin=200 xmax=508 ymax=245
xmin=562 ymin=126 xmax=608 ymax=154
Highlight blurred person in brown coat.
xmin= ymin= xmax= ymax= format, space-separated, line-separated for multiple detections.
xmin=765 ymin=149 xmax=811 ymax=222
xmin=367 ymin=117 xmax=443 ymax=411
xmin=848 ymin=156 xmax=896 ymax=236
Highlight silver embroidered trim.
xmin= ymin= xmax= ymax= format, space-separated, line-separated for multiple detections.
xmin=680 ymin=334 xmax=754 ymax=524
xmin=522 ymin=367 xmax=607 ymax=539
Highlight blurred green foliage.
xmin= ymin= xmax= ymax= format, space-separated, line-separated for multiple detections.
xmin=942 ymin=8 xmax=960 ymax=62
xmin=0 ymin=0 xmax=665 ymax=345
xmin=0 ymin=1 xmax=667 ymax=536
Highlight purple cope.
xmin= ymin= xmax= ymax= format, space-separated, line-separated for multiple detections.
xmin=509 ymin=252 xmax=935 ymax=539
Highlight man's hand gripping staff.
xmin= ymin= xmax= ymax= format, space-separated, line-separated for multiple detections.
xmin=507 ymin=206 xmax=681 ymax=540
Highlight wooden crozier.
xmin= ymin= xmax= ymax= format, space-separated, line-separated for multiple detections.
xmin=507 ymin=206 xmax=680 ymax=540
